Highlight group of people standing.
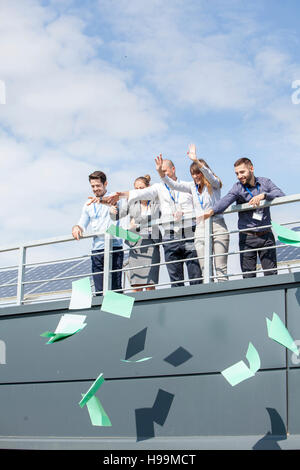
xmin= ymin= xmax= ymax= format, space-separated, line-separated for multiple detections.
xmin=72 ymin=144 xmax=285 ymax=295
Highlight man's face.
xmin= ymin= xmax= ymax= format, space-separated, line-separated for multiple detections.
xmin=162 ymin=160 xmax=176 ymax=180
xmin=90 ymin=178 xmax=107 ymax=197
xmin=234 ymin=163 xmax=254 ymax=186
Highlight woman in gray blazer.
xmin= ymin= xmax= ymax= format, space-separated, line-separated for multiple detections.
xmin=116 ymin=175 xmax=161 ymax=292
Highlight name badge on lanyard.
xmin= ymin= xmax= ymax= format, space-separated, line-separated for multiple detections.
xmin=195 ymin=184 xmax=204 ymax=210
xmin=244 ymin=183 xmax=263 ymax=221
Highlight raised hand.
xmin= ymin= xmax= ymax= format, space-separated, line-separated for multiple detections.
xmin=154 ymin=154 xmax=165 ymax=177
xmin=187 ymin=143 xmax=197 ymax=161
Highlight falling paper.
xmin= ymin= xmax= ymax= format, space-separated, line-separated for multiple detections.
xmin=101 ymin=290 xmax=134 ymax=319
xmin=266 ymin=312 xmax=299 ymax=355
xmin=69 ymin=277 xmax=92 ymax=310
xmin=106 ymin=224 xmax=141 ymax=243
xmin=246 ymin=341 xmax=261 ymax=373
xmin=83 ymin=394 xmax=112 ymax=427
xmin=0 ymin=80 xmax=5 ymax=104
xmin=41 ymin=314 xmax=87 ymax=344
xmin=79 ymin=373 xmax=105 ymax=408
xmin=121 ymin=357 xmax=152 ymax=363
xmin=221 ymin=342 xmax=260 ymax=386
xmin=222 ymin=360 xmax=254 ymax=387
xmin=277 ymin=236 xmax=300 ymax=247
xmin=272 ymin=222 xmax=300 ymax=244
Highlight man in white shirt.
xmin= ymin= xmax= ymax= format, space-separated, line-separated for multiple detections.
xmin=108 ymin=160 xmax=202 ymax=287
xmin=72 ymin=171 xmax=123 ymax=295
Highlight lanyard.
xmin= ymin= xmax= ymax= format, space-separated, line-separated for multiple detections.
xmin=93 ymin=203 xmax=101 ymax=219
xmin=244 ymin=182 xmax=260 ymax=199
xmin=164 ymin=184 xmax=179 ymax=204
xmin=195 ymin=184 xmax=204 ymax=209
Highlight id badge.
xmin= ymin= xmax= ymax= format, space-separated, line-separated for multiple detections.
xmin=252 ymin=210 xmax=263 ymax=221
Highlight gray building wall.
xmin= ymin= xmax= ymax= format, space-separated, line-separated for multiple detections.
xmin=0 ymin=272 xmax=299 ymax=449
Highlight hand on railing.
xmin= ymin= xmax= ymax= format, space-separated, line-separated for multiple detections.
xmin=154 ymin=154 xmax=166 ymax=178
xmin=248 ymin=193 xmax=265 ymax=208
xmin=72 ymin=225 xmax=83 ymax=240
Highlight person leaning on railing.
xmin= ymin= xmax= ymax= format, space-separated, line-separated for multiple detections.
xmin=203 ymin=157 xmax=285 ymax=278
xmin=155 ymin=145 xmax=229 ymax=282
xmin=111 ymin=174 xmax=161 ymax=292
xmin=71 ymin=170 xmax=124 ymax=295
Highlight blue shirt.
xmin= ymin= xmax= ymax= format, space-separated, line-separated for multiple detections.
xmin=77 ymin=195 xmax=123 ymax=250
xmin=212 ymin=176 xmax=285 ymax=230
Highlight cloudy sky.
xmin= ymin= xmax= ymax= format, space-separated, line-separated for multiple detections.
xmin=1 ymin=0 xmax=300 ymax=263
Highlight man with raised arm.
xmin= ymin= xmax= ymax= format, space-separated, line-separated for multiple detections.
xmin=72 ymin=171 xmax=124 ymax=295
xmin=103 ymin=159 xmax=202 ymax=288
xmin=203 ymin=158 xmax=285 ymax=278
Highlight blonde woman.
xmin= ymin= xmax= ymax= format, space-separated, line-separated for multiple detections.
xmin=155 ymin=145 xmax=229 ymax=282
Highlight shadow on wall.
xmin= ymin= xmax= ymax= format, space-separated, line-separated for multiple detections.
xmin=135 ymin=389 xmax=175 ymax=442
xmin=253 ymin=408 xmax=287 ymax=450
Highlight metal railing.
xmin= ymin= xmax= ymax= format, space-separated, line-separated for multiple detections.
xmin=0 ymin=193 xmax=299 ymax=306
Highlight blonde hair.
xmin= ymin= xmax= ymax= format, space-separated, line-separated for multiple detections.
xmin=134 ymin=174 xmax=151 ymax=187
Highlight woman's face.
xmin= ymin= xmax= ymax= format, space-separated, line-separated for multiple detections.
xmin=190 ymin=170 xmax=204 ymax=186
xmin=134 ymin=179 xmax=147 ymax=190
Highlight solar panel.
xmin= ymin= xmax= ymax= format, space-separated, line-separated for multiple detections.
xmin=0 ymin=257 xmax=93 ymax=302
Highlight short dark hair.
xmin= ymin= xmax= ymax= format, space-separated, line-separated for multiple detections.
xmin=234 ymin=157 xmax=253 ymax=168
xmin=88 ymin=171 xmax=107 ymax=184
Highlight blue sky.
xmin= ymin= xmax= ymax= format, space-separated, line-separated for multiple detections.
xmin=0 ymin=0 xmax=300 ymax=251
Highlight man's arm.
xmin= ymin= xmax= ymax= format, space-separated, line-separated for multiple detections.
xmin=248 ymin=179 xmax=285 ymax=208
xmin=72 ymin=205 xmax=90 ymax=240
xmin=263 ymin=179 xmax=285 ymax=201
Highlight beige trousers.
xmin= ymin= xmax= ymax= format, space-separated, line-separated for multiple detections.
xmin=194 ymin=218 xmax=229 ymax=282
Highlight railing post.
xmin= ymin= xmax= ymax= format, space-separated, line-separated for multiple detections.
xmin=203 ymin=217 xmax=213 ymax=283
xmin=103 ymin=232 xmax=113 ymax=294
xmin=16 ymin=245 xmax=26 ymax=305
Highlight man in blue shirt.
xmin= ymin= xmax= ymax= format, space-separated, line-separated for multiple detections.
xmin=204 ymin=158 xmax=285 ymax=278
xmin=72 ymin=171 xmax=123 ymax=295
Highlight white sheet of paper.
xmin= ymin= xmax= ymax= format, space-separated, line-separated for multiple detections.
xmin=55 ymin=314 xmax=86 ymax=334
xmin=69 ymin=277 xmax=92 ymax=310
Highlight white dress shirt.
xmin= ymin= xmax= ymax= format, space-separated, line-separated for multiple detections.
xmin=128 ymin=180 xmax=194 ymax=236
xmin=77 ymin=194 xmax=123 ymax=250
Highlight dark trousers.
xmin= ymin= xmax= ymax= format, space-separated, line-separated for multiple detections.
xmin=239 ymin=231 xmax=277 ymax=278
xmin=163 ymin=239 xmax=202 ymax=288
xmin=91 ymin=246 xmax=124 ymax=295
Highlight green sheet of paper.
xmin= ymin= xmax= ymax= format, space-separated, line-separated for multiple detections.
xmin=221 ymin=360 xmax=254 ymax=386
xmin=82 ymin=394 xmax=112 ymax=426
xmin=246 ymin=342 xmax=261 ymax=373
xmin=46 ymin=329 xmax=83 ymax=344
xmin=106 ymin=224 xmax=141 ymax=243
xmin=41 ymin=313 xmax=87 ymax=344
xmin=266 ymin=312 xmax=299 ymax=355
xmin=101 ymin=291 xmax=135 ymax=319
xmin=221 ymin=342 xmax=260 ymax=386
xmin=272 ymin=222 xmax=300 ymax=243
xmin=69 ymin=277 xmax=92 ymax=310
xmin=79 ymin=373 xmax=105 ymax=408
xmin=277 ymin=236 xmax=300 ymax=247
xmin=121 ymin=357 xmax=152 ymax=363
